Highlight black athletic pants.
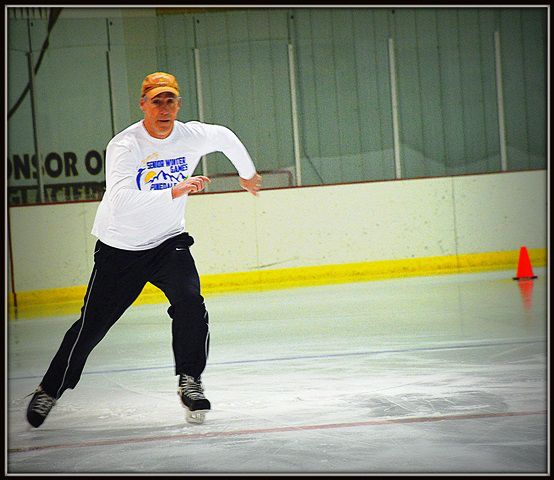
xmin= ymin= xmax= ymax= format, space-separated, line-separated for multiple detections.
xmin=40 ymin=232 xmax=209 ymax=400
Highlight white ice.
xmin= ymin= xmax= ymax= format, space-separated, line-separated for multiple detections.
xmin=7 ymin=269 xmax=548 ymax=474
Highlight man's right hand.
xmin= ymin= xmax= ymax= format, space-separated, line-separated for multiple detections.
xmin=172 ymin=176 xmax=211 ymax=199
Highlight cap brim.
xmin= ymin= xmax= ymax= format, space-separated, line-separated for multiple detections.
xmin=144 ymin=86 xmax=180 ymax=99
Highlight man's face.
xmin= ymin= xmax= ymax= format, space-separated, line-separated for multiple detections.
xmin=140 ymin=92 xmax=181 ymax=139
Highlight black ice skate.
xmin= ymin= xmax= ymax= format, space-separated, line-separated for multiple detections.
xmin=26 ymin=386 xmax=56 ymax=428
xmin=177 ymin=374 xmax=211 ymax=424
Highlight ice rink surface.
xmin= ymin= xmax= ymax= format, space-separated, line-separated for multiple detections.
xmin=6 ymin=268 xmax=549 ymax=475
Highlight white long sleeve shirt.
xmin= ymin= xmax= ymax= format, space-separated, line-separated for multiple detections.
xmin=91 ymin=120 xmax=257 ymax=250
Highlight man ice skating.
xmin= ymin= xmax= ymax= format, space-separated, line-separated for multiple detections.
xmin=26 ymin=71 xmax=262 ymax=426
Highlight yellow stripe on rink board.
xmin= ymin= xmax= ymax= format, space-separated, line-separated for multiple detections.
xmin=199 ymin=248 xmax=546 ymax=294
xmin=7 ymin=248 xmax=546 ymax=319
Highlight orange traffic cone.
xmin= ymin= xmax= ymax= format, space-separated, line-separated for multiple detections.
xmin=513 ymin=246 xmax=538 ymax=280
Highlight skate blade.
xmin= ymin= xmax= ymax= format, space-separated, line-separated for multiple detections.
xmin=185 ymin=408 xmax=209 ymax=424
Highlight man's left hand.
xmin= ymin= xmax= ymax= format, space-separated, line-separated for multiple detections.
xmin=240 ymin=173 xmax=262 ymax=196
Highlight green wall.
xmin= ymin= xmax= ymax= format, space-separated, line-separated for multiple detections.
xmin=7 ymin=7 xmax=547 ymax=202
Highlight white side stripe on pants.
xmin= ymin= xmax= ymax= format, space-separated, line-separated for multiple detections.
xmin=204 ymin=310 xmax=210 ymax=362
xmin=56 ymin=269 xmax=98 ymax=399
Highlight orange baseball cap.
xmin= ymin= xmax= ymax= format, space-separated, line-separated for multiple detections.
xmin=141 ymin=72 xmax=180 ymax=99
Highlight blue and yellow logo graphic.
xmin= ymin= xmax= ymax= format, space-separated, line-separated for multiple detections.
xmin=136 ymin=156 xmax=189 ymax=190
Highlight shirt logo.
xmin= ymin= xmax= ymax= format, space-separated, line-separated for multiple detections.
xmin=136 ymin=156 xmax=189 ymax=191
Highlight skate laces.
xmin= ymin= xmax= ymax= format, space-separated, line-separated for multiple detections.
xmin=178 ymin=375 xmax=205 ymax=400
xmin=29 ymin=388 xmax=56 ymax=416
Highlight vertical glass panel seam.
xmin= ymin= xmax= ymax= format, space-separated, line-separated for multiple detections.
xmin=414 ymin=11 xmax=427 ymax=176
xmin=519 ymin=10 xmax=531 ymax=168
xmin=370 ymin=11 xmax=386 ymax=171
xmin=455 ymin=9 xmax=467 ymax=173
xmin=476 ymin=10 xmax=490 ymax=169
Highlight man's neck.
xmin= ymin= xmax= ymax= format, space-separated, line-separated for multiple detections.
xmin=142 ymin=119 xmax=173 ymax=139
